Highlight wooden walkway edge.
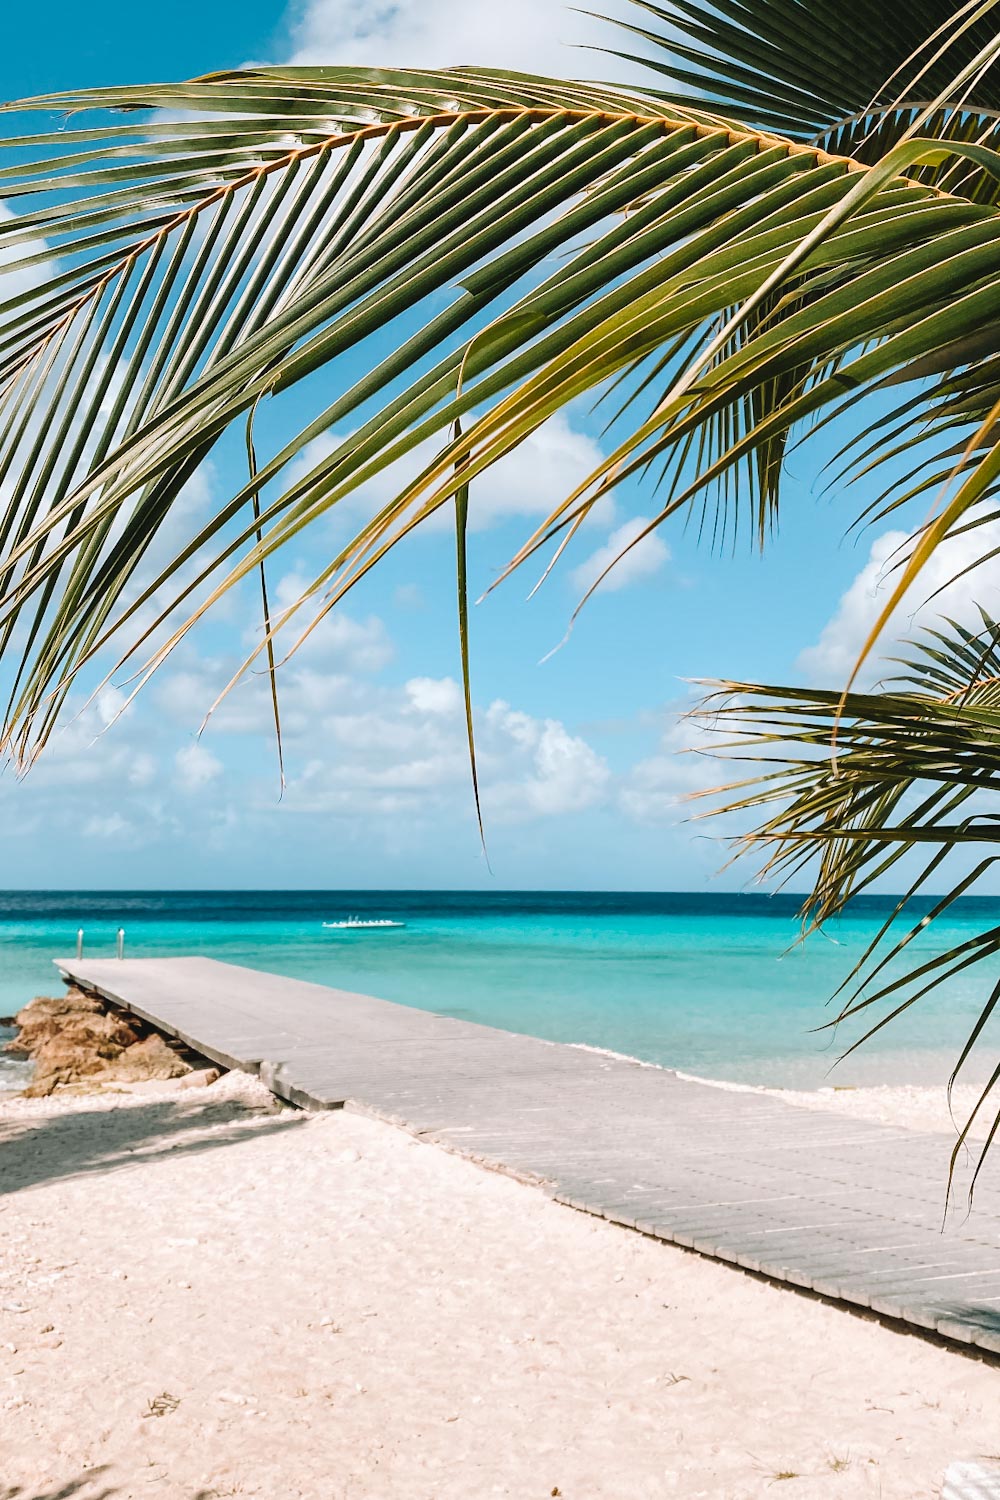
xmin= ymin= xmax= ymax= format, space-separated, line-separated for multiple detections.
xmin=55 ymin=955 xmax=1000 ymax=1357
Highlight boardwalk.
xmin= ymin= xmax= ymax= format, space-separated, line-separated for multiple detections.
xmin=56 ymin=955 xmax=1000 ymax=1357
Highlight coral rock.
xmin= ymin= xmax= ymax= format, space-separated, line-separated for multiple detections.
xmin=13 ymin=989 xmax=193 ymax=1096
xmin=108 ymin=1034 xmax=191 ymax=1083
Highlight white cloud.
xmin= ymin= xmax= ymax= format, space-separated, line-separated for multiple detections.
xmin=619 ymin=709 xmax=723 ymax=823
xmin=265 ymin=573 xmax=395 ymax=673
xmin=81 ymin=813 xmax=137 ymax=842
xmin=149 ymin=593 xmax=612 ymax=827
xmin=485 ymin=700 xmax=610 ymax=817
xmin=21 ymin=688 xmax=155 ymax=793
xmin=405 ymin=676 xmax=463 ymax=715
xmin=0 ymin=204 xmax=52 ymax=307
xmin=174 ymin=742 xmax=223 ymax=791
xmin=281 ymin=414 xmax=614 ymax=536
xmin=127 ymin=753 xmax=158 ymax=789
xmin=285 ymin=0 xmax=640 ymax=76
xmin=569 ymin=514 xmax=670 ymax=595
xmin=278 ymin=691 xmax=611 ymax=822
xmin=798 ymin=518 xmax=1000 ymax=684
xmin=94 ymin=687 xmax=127 ymax=730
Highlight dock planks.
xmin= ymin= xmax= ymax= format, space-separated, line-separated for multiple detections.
xmin=55 ymin=955 xmax=1000 ymax=1356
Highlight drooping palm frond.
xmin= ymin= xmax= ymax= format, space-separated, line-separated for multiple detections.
xmin=589 ymin=0 xmax=1000 ymax=537
xmin=1 ymin=53 xmax=997 ymax=764
xmin=695 ymin=613 xmax=1000 ymax=1191
xmin=0 ymin=68 xmax=703 ymax=757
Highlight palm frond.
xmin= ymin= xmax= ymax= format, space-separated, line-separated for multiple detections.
xmin=696 ymin=612 xmax=1000 ymax=1196
xmin=0 ymin=62 xmax=990 ymax=762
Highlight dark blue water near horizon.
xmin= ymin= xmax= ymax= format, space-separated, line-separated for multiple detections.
xmin=3 ymin=889 xmax=999 ymax=1090
xmin=5 ymin=887 xmax=1000 ymax=918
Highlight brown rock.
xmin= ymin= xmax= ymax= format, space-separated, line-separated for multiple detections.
xmin=109 ymin=1033 xmax=191 ymax=1083
xmin=17 ymin=988 xmax=103 ymax=1024
xmin=6 ymin=990 xmax=139 ymax=1057
xmin=11 ymin=1007 xmax=141 ymax=1066
xmin=24 ymin=1045 xmax=111 ymax=1095
xmin=14 ymin=990 xmax=192 ymax=1096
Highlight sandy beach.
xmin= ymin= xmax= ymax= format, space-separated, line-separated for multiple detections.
xmin=1 ymin=1074 xmax=998 ymax=1500
xmin=6 ymin=0 xmax=1000 ymax=1491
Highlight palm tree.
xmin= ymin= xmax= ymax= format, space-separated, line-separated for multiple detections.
xmin=4 ymin=0 xmax=1000 ymax=1161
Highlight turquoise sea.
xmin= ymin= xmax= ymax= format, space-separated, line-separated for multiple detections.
xmin=2 ymin=890 xmax=999 ymax=1091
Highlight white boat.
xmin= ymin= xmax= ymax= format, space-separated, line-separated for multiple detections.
xmin=322 ymin=917 xmax=406 ymax=929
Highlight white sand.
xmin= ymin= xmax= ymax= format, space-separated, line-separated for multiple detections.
xmin=769 ymin=1083 xmax=996 ymax=1139
xmin=660 ymin=1063 xmax=996 ymax=1142
xmin=1 ymin=1075 xmax=998 ymax=1500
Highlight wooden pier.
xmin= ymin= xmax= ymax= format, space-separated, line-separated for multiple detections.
xmin=56 ymin=955 xmax=1000 ymax=1357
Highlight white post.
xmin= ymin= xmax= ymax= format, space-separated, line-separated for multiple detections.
xmin=76 ymin=929 xmax=83 ymax=959
xmin=116 ymin=928 xmax=125 ymax=961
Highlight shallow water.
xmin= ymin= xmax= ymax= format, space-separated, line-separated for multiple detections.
xmin=2 ymin=889 xmax=999 ymax=1091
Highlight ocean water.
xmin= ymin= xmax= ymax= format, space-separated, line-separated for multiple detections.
xmin=2 ymin=889 xmax=999 ymax=1092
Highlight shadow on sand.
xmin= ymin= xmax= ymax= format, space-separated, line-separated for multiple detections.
xmin=0 ymin=1088 xmax=305 ymax=1196
xmin=1 ymin=1476 xmax=222 ymax=1500
xmin=0 ymin=1477 xmax=117 ymax=1500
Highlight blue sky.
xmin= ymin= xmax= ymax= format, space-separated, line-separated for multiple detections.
xmin=2 ymin=0 xmax=999 ymax=892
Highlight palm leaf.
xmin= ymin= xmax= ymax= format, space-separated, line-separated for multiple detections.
xmin=0 ymin=60 xmax=973 ymax=760
xmin=608 ymin=0 xmax=1000 ymax=171
xmin=696 ymin=613 xmax=1000 ymax=1195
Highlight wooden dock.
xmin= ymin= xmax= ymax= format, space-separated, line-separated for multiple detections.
xmin=56 ymin=955 xmax=1000 ymax=1357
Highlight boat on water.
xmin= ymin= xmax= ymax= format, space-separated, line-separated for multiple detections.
xmin=322 ymin=917 xmax=406 ymax=929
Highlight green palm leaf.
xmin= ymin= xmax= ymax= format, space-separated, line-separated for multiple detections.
xmin=696 ymin=613 xmax=1000 ymax=1193
xmin=0 ymin=63 xmax=993 ymax=764
xmin=608 ymin=0 xmax=1000 ymax=176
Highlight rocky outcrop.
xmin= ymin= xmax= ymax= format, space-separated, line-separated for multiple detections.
xmin=6 ymin=990 xmax=140 ymax=1059
xmin=4 ymin=987 xmax=200 ymax=1095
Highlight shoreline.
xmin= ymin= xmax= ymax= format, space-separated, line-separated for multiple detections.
xmin=573 ymin=1042 xmax=995 ymax=1141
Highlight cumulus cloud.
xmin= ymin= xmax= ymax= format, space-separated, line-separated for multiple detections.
xmin=618 ymin=709 xmax=723 ymax=823
xmin=485 ymin=700 xmax=611 ymax=818
xmin=798 ymin=518 xmax=1000 ymax=684
xmin=279 ymin=686 xmax=611 ymax=822
xmin=149 ymin=585 xmax=614 ymax=833
xmin=174 ymin=742 xmax=224 ymax=791
xmin=265 ymin=572 xmax=396 ymax=673
xmin=0 ymin=204 xmax=52 ymax=308
xmin=569 ymin=515 xmax=670 ymax=595
xmin=81 ymin=812 xmax=137 ymax=842
xmin=405 ymin=676 xmax=463 ymax=715
xmin=280 ymin=414 xmax=614 ymax=536
xmin=18 ymin=687 xmax=155 ymax=792
xmin=284 ymin=0 xmax=641 ymax=76
xmin=220 ymin=663 xmax=614 ymax=824
xmin=127 ymin=753 xmax=158 ymax=789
